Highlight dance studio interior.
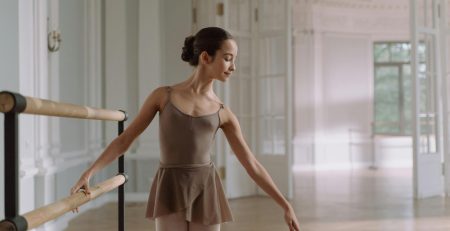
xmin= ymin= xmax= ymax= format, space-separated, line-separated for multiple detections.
xmin=2 ymin=0 xmax=450 ymax=230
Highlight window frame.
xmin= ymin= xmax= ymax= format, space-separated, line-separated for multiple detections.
xmin=373 ymin=41 xmax=412 ymax=136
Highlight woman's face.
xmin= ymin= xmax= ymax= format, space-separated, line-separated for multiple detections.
xmin=206 ymin=39 xmax=238 ymax=82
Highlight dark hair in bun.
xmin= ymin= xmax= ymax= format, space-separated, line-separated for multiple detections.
xmin=181 ymin=36 xmax=195 ymax=63
xmin=181 ymin=27 xmax=233 ymax=66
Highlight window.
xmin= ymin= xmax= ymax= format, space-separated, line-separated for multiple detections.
xmin=373 ymin=42 xmax=425 ymax=136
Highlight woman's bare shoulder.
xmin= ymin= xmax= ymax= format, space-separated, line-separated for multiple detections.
xmin=219 ymin=104 xmax=238 ymax=128
xmin=140 ymin=86 xmax=171 ymax=111
xmin=151 ymin=86 xmax=169 ymax=100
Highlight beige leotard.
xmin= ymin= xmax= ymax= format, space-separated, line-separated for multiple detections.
xmin=146 ymin=86 xmax=233 ymax=225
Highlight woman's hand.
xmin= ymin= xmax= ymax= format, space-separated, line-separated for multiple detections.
xmin=70 ymin=172 xmax=92 ymax=213
xmin=284 ymin=205 xmax=300 ymax=231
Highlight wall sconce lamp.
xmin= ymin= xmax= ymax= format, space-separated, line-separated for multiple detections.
xmin=48 ymin=30 xmax=62 ymax=52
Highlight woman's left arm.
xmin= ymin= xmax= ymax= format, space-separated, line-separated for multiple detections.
xmin=220 ymin=106 xmax=300 ymax=231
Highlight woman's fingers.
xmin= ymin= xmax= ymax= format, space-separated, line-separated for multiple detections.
xmin=70 ymin=185 xmax=81 ymax=213
xmin=291 ymin=217 xmax=300 ymax=231
xmin=70 ymin=177 xmax=91 ymax=213
xmin=289 ymin=216 xmax=300 ymax=231
xmin=70 ymin=185 xmax=80 ymax=213
xmin=284 ymin=207 xmax=300 ymax=231
xmin=293 ymin=220 xmax=300 ymax=231
xmin=83 ymin=184 xmax=91 ymax=195
xmin=70 ymin=184 xmax=83 ymax=196
xmin=290 ymin=220 xmax=297 ymax=231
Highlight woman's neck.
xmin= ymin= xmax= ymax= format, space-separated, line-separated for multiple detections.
xmin=183 ymin=68 xmax=214 ymax=94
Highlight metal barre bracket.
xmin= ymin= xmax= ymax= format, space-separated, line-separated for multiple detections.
xmin=0 ymin=91 xmax=26 ymax=114
xmin=0 ymin=215 xmax=28 ymax=231
xmin=118 ymin=109 xmax=128 ymax=122
xmin=116 ymin=172 xmax=129 ymax=184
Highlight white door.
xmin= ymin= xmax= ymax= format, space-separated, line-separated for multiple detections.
xmin=410 ymin=0 xmax=445 ymax=198
xmin=223 ymin=0 xmax=257 ymax=198
xmin=222 ymin=0 xmax=293 ymax=198
xmin=440 ymin=0 xmax=450 ymax=196
xmin=254 ymin=0 xmax=293 ymax=198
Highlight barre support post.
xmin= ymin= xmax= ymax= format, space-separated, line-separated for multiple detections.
xmin=118 ymin=110 xmax=127 ymax=231
xmin=2 ymin=92 xmax=28 ymax=231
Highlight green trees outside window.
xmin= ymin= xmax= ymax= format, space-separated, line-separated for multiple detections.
xmin=373 ymin=42 xmax=425 ymax=135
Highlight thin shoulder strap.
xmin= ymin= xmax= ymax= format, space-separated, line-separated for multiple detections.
xmin=217 ymin=103 xmax=225 ymax=129
xmin=166 ymin=86 xmax=172 ymax=102
xmin=163 ymin=86 xmax=172 ymax=108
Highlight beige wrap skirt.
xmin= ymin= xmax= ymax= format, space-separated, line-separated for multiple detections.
xmin=145 ymin=162 xmax=233 ymax=225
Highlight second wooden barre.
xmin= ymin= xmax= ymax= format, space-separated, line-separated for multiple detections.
xmin=22 ymin=174 xmax=126 ymax=230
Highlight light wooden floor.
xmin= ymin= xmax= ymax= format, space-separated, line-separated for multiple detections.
xmin=65 ymin=168 xmax=450 ymax=231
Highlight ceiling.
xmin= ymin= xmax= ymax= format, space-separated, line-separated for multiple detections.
xmin=314 ymin=0 xmax=408 ymax=10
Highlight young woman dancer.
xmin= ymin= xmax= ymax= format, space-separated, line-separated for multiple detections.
xmin=71 ymin=27 xmax=300 ymax=231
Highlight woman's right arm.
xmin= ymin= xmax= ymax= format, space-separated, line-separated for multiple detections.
xmin=70 ymin=87 xmax=166 ymax=199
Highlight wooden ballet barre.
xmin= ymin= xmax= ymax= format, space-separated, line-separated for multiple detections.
xmin=0 ymin=221 xmax=15 ymax=231
xmin=0 ymin=174 xmax=127 ymax=231
xmin=0 ymin=91 xmax=126 ymax=121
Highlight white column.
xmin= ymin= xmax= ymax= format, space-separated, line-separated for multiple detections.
xmin=135 ymin=0 xmax=162 ymax=158
xmin=30 ymin=2 xmax=60 ymax=230
xmin=104 ymin=0 xmax=129 ymax=144
xmin=86 ymin=0 xmax=104 ymax=156
xmin=47 ymin=0 xmax=61 ymax=165
xmin=33 ymin=0 xmax=53 ymax=175
xmin=312 ymin=28 xmax=323 ymax=167
xmin=104 ymin=0 xmax=142 ymax=194
xmin=292 ymin=0 xmax=316 ymax=169
xmin=18 ymin=0 xmax=40 ymax=215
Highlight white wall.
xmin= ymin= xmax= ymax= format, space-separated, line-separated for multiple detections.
xmin=59 ymin=0 xmax=87 ymax=152
xmin=293 ymin=1 xmax=411 ymax=169
xmin=103 ymin=0 xmax=160 ymax=195
xmin=134 ymin=0 xmax=163 ymax=162
xmin=0 ymin=0 xmax=19 ymax=220
xmin=129 ymin=0 xmax=165 ymax=196
xmin=161 ymin=0 xmax=193 ymax=85
xmin=104 ymin=0 xmax=139 ymax=197
xmin=0 ymin=1 xmax=19 ymax=91
xmin=293 ymin=0 xmax=315 ymax=167
xmin=316 ymin=33 xmax=372 ymax=167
